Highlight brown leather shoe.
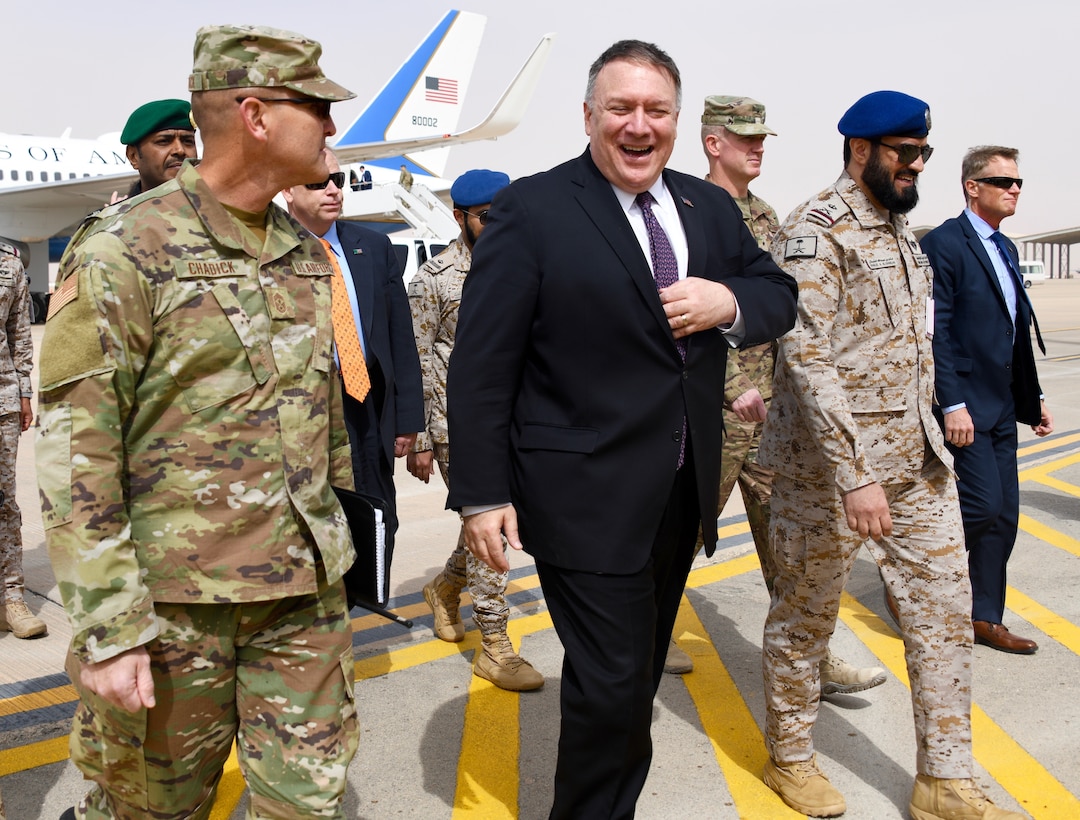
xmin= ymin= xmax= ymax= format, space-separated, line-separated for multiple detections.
xmin=972 ymin=620 xmax=1037 ymax=655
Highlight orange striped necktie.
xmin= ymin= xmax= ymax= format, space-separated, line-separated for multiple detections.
xmin=319 ymin=237 xmax=371 ymax=401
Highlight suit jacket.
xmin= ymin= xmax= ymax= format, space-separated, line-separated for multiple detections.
xmin=335 ymin=220 xmax=424 ymax=465
xmin=445 ymin=149 xmax=797 ymax=574
xmin=922 ymin=213 xmax=1042 ymax=428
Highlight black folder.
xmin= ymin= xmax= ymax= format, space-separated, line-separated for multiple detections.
xmin=333 ymin=486 xmax=389 ymax=608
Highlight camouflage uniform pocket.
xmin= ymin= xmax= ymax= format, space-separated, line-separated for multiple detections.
xmin=35 ymin=401 xmax=72 ymax=528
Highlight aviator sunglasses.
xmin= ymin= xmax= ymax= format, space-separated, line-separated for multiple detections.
xmin=305 ymin=172 xmax=347 ymax=190
xmin=873 ymin=140 xmax=934 ymax=165
xmin=460 ymin=209 xmax=490 ymax=225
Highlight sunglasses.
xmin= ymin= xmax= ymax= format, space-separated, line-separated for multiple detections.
xmin=305 ymin=172 xmax=346 ymax=190
xmin=974 ymin=176 xmax=1024 ymax=190
xmin=236 ymin=96 xmax=333 ymax=120
xmin=460 ymin=209 xmax=490 ymax=225
xmin=873 ymin=140 xmax=934 ymax=165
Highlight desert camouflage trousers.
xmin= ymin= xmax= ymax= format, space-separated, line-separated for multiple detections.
xmin=434 ymin=444 xmax=510 ymax=630
xmin=763 ymin=459 xmax=974 ymax=778
xmin=0 ymin=412 xmax=24 ymax=601
xmin=66 ymin=580 xmax=358 ymax=820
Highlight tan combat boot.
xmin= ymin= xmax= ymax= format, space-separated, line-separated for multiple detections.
xmin=663 ymin=639 xmax=693 ymax=674
xmin=820 ymin=649 xmax=886 ymax=695
xmin=910 ymin=775 xmax=1027 ymax=819
xmin=474 ymin=631 xmax=544 ymax=691
xmin=764 ymin=753 xmax=846 ymax=817
xmin=423 ymin=572 xmax=465 ymax=642
xmin=1 ymin=599 xmax=47 ymax=639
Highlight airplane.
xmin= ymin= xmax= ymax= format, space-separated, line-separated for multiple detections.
xmin=0 ymin=9 xmax=554 ymax=317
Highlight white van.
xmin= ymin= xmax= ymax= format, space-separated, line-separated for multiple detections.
xmin=1018 ymin=260 xmax=1047 ymax=288
xmin=390 ymin=234 xmax=451 ymax=284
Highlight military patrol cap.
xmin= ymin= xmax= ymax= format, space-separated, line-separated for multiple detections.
xmin=451 ymin=169 xmax=511 ymax=207
xmin=189 ymin=24 xmax=355 ymax=102
xmin=701 ymin=96 xmax=777 ymax=136
xmin=120 ymin=99 xmax=194 ymax=146
xmin=838 ymin=90 xmax=931 ymax=138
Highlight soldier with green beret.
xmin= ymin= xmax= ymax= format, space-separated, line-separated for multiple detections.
xmin=39 ymin=24 xmax=360 ymax=820
xmin=119 ymin=98 xmax=198 ymax=197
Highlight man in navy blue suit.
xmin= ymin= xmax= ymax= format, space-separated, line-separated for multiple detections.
xmin=921 ymin=146 xmax=1052 ymax=654
xmin=284 ymin=149 xmax=424 ymax=595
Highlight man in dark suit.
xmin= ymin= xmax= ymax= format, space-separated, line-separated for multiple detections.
xmin=284 ymin=149 xmax=424 ymax=591
xmin=445 ymin=40 xmax=797 ymax=818
xmin=922 ymin=145 xmax=1052 ymax=654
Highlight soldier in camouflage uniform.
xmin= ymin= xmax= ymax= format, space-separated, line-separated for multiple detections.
xmin=407 ymin=170 xmax=543 ymax=691
xmin=757 ymin=92 xmax=1024 ymax=820
xmin=667 ymin=97 xmax=888 ymax=697
xmin=0 ymin=243 xmax=45 ymax=640
xmin=36 ymin=26 xmax=361 ymax=820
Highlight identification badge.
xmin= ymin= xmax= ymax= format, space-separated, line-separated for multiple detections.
xmin=784 ymin=236 xmax=817 ymax=259
xmin=926 ymin=296 xmax=935 ymax=339
xmin=913 ymin=253 xmax=930 ymax=267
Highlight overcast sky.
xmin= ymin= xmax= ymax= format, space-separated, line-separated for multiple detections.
xmin=3 ymin=0 xmax=1074 ymax=237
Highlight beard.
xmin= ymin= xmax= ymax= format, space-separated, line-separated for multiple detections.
xmin=863 ymin=146 xmax=919 ymax=214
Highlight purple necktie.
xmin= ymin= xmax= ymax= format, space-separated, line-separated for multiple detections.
xmin=637 ymin=190 xmax=686 ymax=467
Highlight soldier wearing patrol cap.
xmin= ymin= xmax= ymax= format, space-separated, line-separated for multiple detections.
xmin=670 ymin=95 xmax=890 ymax=695
xmin=757 ymin=91 xmax=1025 ymax=819
xmin=0 ymin=242 xmax=42 ymax=641
xmin=119 ymin=98 xmax=198 ymax=197
xmin=408 ymin=169 xmax=544 ymax=692
xmin=38 ymin=25 xmax=360 ymax=820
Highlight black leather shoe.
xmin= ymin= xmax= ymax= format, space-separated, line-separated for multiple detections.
xmin=973 ymin=620 xmax=1038 ymax=654
xmin=59 ymin=809 xmax=77 ymax=820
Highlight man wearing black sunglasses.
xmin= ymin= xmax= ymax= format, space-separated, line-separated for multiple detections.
xmin=284 ymin=149 xmax=423 ymax=601
xmin=759 ymin=93 xmax=1023 ymax=819
xmin=922 ymin=146 xmax=1052 ymax=658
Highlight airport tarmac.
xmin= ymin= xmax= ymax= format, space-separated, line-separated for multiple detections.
xmin=1 ymin=279 xmax=1078 ymax=819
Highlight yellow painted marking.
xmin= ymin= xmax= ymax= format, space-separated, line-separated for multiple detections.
xmin=685 ymin=552 xmax=760 ymax=588
xmin=1018 ymin=513 xmax=1080 ymax=559
xmin=1007 ymin=588 xmax=1080 ymax=655
xmin=449 ymin=621 xmax=537 ymax=818
xmin=0 ymin=683 xmax=77 ymax=718
xmin=0 ymin=735 xmax=68 ymax=776
xmin=1018 ymin=450 xmax=1080 ymax=482
xmin=1026 ymin=472 xmax=1080 ymax=496
xmin=209 ymin=743 xmax=244 ymax=820
xmin=675 ymin=600 xmax=803 ymax=818
xmin=1017 ymin=432 xmax=1080 ymax=457
xmin=837 ymin=593 xmax=1079 ymax=819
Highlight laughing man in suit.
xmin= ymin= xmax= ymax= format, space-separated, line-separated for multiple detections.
xmin=445 ymin=40 xmax=797 ymax=818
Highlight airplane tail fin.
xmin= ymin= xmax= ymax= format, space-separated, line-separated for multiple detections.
xmin=333 ymin=9 xmax=485 ymax=178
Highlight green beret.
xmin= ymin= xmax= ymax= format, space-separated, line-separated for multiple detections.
xmin=188 ymin=24 xmax=354 ymax=102
xmin=121 ymin=99 xmax=194 ymax=146
xmin=701 ymin=96 xmax=776 ymax=136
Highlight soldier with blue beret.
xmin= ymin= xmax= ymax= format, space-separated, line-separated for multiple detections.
xmin=409 ymin=168 xmax=546 ymax=692
xmin=757 ymin=91 xmax=1025 ymax=819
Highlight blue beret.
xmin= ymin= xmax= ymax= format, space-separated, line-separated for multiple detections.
xmin=837 ymin=90 xmax=931 ymax=139
xmin=451 ymin=169 xmax=510 ymax=207
xmin=121 ymin=99 xmax=194 ymax=146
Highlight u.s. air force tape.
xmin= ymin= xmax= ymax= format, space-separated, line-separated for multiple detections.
xmin=784 ymin=237 xmax=817 ymax=259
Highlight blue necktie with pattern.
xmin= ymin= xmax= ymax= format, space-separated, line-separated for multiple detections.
xmin=637 ymin=190 xmax=686 ymax=467
xmin=990 ymin=231 xmax=1045 ymax=354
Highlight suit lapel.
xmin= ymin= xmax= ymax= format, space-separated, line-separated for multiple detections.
xmin=570 ymin=152 xmax=679 ymax=350
xmin=960 ymin=213 xmax=1011 ymax=319
xmin=338 ymin=224 xmax=376 ymax=340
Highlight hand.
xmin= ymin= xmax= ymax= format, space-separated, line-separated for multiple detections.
xmin=19 ymin=397 xmax=32 ymax=432
xmin=1031 ymin=400 xmax=1053 ymax=437
xmin=731 ymin=389 xmax=766 ymax=423
xmin=407 ymin=450 xmax=435 ymax=483
xmin=79 ymin=647 xmax=156 ymax=713
xmin=659 ymin=278 xmax=736 ymax=339
xmin=394 ymin=433 xmax=417 ymax=458
xmin=842 ymin=483 xmax=892 ymax=541
xmin=462 ymin=506 xmax=523 ymax=574
xmin=943 ymin=407 xmax=974 ymax=447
